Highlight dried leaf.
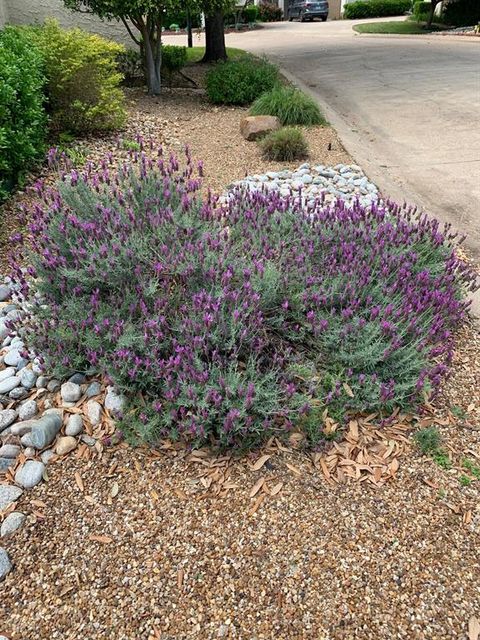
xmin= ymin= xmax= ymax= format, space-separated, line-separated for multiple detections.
xmin=74 ymin=472 xmax=84 ymax=492
xmin=469 ymin=616 xmax=480 ymax=640
xmin=89 ymin=534 xmax=113 ymax=544
xmin=177 ymin=568 xmax=184 ymax=589
xmin=248 ymin=494 xmax=265 ymax=516
xmin=320 ymin=457 xmax=331 ymax=480
xmin=463 ymin=510 xmax=472 ymax=525
xmin=270 ymin=481 xmax=283 ymax=496
xmin=251 ymin=455 xmax=270 ymax=471
xmin=174 ymin=488 xmax=188 ymax=500
xmin=343 ymin=383 xmax=354 ymax=398
xmin=31 ymin=499 xmax=47 ymax=508
xmin=110 ymin=482 xmax=119 ymax=498
xmin=249 ymin=476 xmax=265 ymax=498
xmin=286 ymin=463 xmax=301 ymax=476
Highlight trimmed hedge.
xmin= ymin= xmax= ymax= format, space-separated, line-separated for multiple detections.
xmin=0 ymin=27 xmax=46 ymax=201
xmin=344 ymin=0 xmax=411 ymax=18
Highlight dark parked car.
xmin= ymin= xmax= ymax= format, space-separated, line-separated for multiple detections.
xmin=288 ymin=0 xmax=329 ymax=21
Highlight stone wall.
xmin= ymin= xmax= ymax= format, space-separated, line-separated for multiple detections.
xmin=4 ymin=0 xmax=133 ymax=45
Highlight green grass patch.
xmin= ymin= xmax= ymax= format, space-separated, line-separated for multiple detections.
xmin=186 ymin=47 xmax=247 ymax=64
xmin=353 ymin=20 xmax=446 ymax=33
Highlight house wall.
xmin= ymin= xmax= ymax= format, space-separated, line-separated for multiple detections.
xmin=5 ymin=0 xmax=133 ymax=45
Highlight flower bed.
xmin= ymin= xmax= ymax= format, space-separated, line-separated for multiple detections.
xmin=10 ymin=148 xmax=478 ymax=449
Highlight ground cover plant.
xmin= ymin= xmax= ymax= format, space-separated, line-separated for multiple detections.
xmin=10 ymin=148 xmax=478 ymax=449
xmin=206 ymin=56 xmax=280 ymax=105
xmin=250 ymin=86 xmax=327 ymax=127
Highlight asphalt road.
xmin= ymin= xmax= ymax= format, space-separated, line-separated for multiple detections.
xmin=167 ymin=20 xmax=480 ymax=260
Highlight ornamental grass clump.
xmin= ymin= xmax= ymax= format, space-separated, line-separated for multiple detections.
xmin=10 ymin=147 xmax=478 ymax=449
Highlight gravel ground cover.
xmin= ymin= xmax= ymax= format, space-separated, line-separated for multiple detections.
xmin=0 ymin=87 xmax=479 ymax=640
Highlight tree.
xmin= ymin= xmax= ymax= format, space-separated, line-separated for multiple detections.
xmin=201 ymin=0 xmax=233 ymax=62
xmin=63 ymin=0 xmax=176 ymax=95
xmin=426 ymin=0 xmax=442 ymax=28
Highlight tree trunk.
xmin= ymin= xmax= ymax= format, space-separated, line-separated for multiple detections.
xmin=186 ymin=6 xmax=193 ymax=47
xmin=140 ymin=22 xmax=162 ymax=95
xmin=426 ymin=0 xmax=438 ymax=28
xmin=202 ymin=11 xmax=227 ymax=62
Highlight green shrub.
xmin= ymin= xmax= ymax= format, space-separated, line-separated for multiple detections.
xmin=261 ymin=127 xmax=309 ymax=161
xmin=117 ymin=49 xmax=144 ymax=86
xmin=243 ymin=4 xmax=260 ymax=22
xmin=442 ymin=0 xmax=480 ymax=26
xmin=250 ymin=86 xmax=326 ymax=126
xmin=206 ymin=56 xmax=280 ymax=105
xmin=344 ymin=0 xmax=411 ymax=18
xmin=26 ymin=19 xmax=126 ymax=134
xmin=258 ymin=1 xmax=284 ymax=21
xmin=161 ymin=45 xmax=187 ymax=86
xmin=0 ymin=27 xmax=47 ymax=201
xmin=413 ymin=1 xmax=431 ymax=17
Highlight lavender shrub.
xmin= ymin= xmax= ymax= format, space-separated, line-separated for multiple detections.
xmin=9 ymin=147 xmax=478 ymax=447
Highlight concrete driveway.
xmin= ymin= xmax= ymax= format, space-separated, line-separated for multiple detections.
xmin=166 ymin=20 xmax=480 ymax=260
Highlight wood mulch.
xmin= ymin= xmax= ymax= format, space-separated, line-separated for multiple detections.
xmin=1 ymin=86 xmax=480 ymax=640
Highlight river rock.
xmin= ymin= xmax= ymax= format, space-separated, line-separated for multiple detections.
xmin=61 ymin=381 xmax=82 ymax=403
xmin=0 ymin=377 xmax=20 ymax=395
xmin=0 ymin=547 xmax=12 ymax=580
xmin=3 ymin=349 xmax=22 ymax=367
xmin=0 ymin=485 xmax=23 ymax=511
xmin=18 ymin=400 xmax=38 ymax=421
xmin=29 ymin=413 xmax=63 ymax=449
xmin=0 ymin=285 xmax=10 ymax=302
xmin=1 ymin=511 xmax=26 ymax=537
xmin=14 ymin=460 xmax=45 ymax=488
xmin=85 ymin=381 xmax=101 ymax=398
xmin=55 ymin=436 xmax=77 ymax=456
xmin=10 ymin=420 xmax=35 ymax=436
xmin=0 ymin=458 xmax=14 ymax=472
xmin=65 ymin=414 xmax=83 ymax=436
xmin=0 ymin=409 xmax=17 ymax=433
xmin=104 ymin=386 xmax=126 ymax=415
xmin=40 ymin=449 xmax=55 ymax=465
xmin=19 ymin=368 xmax=37 ymax=389
xmin=0 ymin=367 xmax=16 ymax=382
xmin=0 ymin=444 xmax=20 ymax=458
xmin=86 ymin=400 xmax=102 ymax=425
